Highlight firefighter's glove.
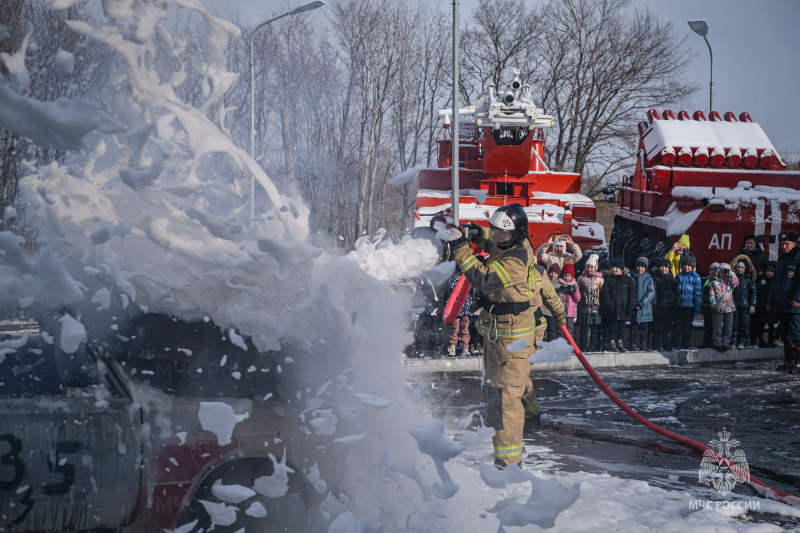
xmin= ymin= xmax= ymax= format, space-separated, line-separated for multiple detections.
xmin=556 ymin=314 xmax=567 ymax=327
xmin=461 ymin=222 xmax=482 ymax=242
xmin=446 ymin=228 xmax=467 ymax=249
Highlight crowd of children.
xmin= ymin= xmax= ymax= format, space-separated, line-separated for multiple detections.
xmin=409 ymin=232 xmax=783 ymax=357
xmin=567 ymin=234 xmax=781 ymax=353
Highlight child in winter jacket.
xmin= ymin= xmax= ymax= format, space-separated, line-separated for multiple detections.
xmin=651 ymin=258 xmax=679 ymax=351
xmin=709 ymin=263 xmax=739 ymax=350
xmin=753 ymin=261 xmax=778 ymax=347
xmin=599 ymin=257 xmax=637 ymax=352
xmin=577 ymin=254 xmax=604 ymax=352
xmin=730 ymin=255 xmax=757 ymax=349
xmin=675 ymin=253 xmax=702 ymax=349
xmin=665 ymin=234 xmax=692 ymax=277
xmin=700 ymin=263 xmax=719 ymax=348
xmin=559 ymin=263 xmax=581 ymax=338
xmin=543 ymin=263 xmax=562 ymax=341
xmin=629 ymin=257 xmax=655 ymax=351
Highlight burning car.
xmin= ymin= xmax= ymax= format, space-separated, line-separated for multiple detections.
xmin=0 ymin=307 xmax=343 ymax=532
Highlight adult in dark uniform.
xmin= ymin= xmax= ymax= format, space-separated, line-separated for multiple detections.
xmin=767 ymin=231 xmax=800 ymax=373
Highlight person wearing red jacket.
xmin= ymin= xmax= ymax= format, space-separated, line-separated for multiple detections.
xmin=558 ymin=263 xmax=581 ymax=339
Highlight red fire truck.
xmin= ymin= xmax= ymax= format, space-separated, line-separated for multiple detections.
xmin=610 ymin=109 xmax=800 ymax=273
xmin=414 ymin=69 xmax=605 ymax=256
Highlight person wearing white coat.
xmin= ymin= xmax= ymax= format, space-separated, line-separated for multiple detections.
xmin=537 ymin=234 xmax=582 ymax=269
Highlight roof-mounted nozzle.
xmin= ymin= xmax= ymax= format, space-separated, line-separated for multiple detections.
xmin=444 ymin=67 xmax=554 ymax=130
xmin=501 ymin=91 xmax=515 ymax=105
xmin=510 ymin=68 xmax=522 ymax=90
xmin=508 ymin=68 xmax=522 ymax=101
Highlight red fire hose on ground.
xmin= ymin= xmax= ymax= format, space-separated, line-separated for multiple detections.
xmin=557 ymin=324 xmax=800 ymax=506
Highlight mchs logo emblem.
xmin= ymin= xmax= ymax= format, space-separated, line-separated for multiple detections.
xmin=698 ymin=428 xmax=750 ymax=496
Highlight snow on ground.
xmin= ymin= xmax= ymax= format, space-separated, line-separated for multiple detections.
xmin=0 ymin=0 xmax=796 ymax=531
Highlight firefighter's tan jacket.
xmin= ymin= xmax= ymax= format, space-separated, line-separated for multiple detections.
xmin=452 ymin=233 xmax=565 ymax=360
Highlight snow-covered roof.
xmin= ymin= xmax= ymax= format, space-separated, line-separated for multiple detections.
xmin=416 ymin=190 xmax=594 ymax=206
xmin=530 ymin=191 xmax=595 ymax=206
xmin=672 ymin=183 xmax=800 ymax=205
xmin=643 ymin=118 xmax=777 ymax=160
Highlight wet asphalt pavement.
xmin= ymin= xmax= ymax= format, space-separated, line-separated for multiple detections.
xmin=413 ymin=358 xmax=800 ymax=525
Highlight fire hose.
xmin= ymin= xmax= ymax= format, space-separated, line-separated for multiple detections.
xmin=557 ymin=323 xmax=800 ymax=506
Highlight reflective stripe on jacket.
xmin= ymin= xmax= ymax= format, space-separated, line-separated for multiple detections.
xmin=453 ymin=238 xmax=565 ymax=346
xmin=454 ymin=237 xmax=537 ymax=348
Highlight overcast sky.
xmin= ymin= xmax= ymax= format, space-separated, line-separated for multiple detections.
xmin=200 ymin=0 xmax=800 ymax=159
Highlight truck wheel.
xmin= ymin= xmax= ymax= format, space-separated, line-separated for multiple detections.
xmin=609 ymin=224 xmax=626 ymax=259
xmin=639 ymin=237 xmax=657 ymax=260
xmin=654 ymin=240 xmax=672 ymax=260
xmin=176 ymin=458 xmax=321 ymax=533
xmin=621 ymin=228 xmax=643 ymax=270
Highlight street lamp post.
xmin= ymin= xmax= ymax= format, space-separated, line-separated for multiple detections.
xmin=451 ymin=0 xmax=459 ymax=226
xmin=688 ymin=19 xmax=713 ymax=115
xmin=249 ymin=0 xmax=325 ymax=220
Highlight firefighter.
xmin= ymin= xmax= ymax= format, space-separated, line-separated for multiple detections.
xmin=445 ymin=203 xmax=565 ymax=469
xmin=767 ymin=231 xmax=800 ymax=373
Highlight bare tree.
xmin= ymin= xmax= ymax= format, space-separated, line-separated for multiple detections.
xmin=0 ymin=1 xmax=113 ymax=244
xmin=268 ymin=14 xmax=346 ymax=236
xmin=328 ymin=0 xmax=411 ymax=242
xmin=458 ymin=0 xmax=697 ymax=199
xmin=459 ymin=0 xmax=540 ymax=105
xmin=533 ymin=0 xmax=697 ymax=197
xmin=388 ymin=6 xmax=451 ymax=233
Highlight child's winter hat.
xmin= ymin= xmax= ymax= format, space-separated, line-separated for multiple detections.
xmin=611 ymin=257 xmax=625 ymax=270
xmin=561 ymin=264 xmax=575 ymax=278
xmin=548 ymin=263 xmax=562 ymax=276
xmin=718 ymin=262 xmax=732 ymax=272
xmin=600 ymin=259 xmax=612 ymax=270
xmin=736 ymin=260 xmax=747 ymax=270
xmin=709 ymin=262 xmax=720 ymax=271
xmin=635 ymin=256 xmax=649 ymax=269
xmin=585 ymin=254 xmax=599 ymax=268
xmin=680 ymin=252 xmax=697 ymax=267
xmin=766 ymin=261 xmax=777 ymax=272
